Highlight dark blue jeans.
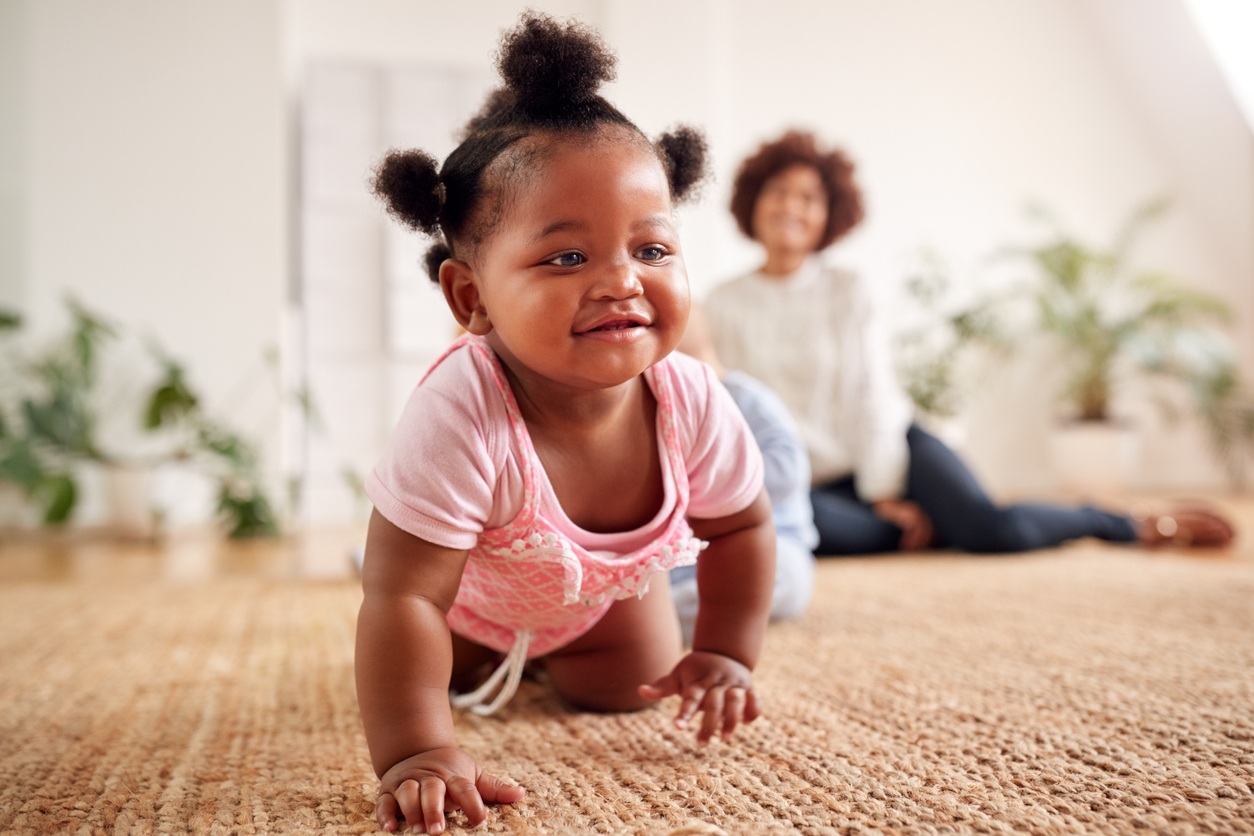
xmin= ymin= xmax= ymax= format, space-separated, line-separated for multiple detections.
xmin=811 ymin=425 xmax=1138 ymax=555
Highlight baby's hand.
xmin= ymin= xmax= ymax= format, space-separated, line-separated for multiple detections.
xmin=638 ymin=650 xmax=760 ymax=744
xmin=374 ymin=747 xmax=525 ymax=834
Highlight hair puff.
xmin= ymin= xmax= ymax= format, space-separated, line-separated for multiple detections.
xmin=657 ymin=126 xmax=708 ymax=204
xmin=495 ymin=11 xmax=616 ymax=113
xmin=372 ymin=150 xmax=444 ymax=236
xmin=423 ymin=242 xmax=452 ymax=283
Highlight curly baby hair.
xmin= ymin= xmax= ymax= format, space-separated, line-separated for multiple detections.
xmin=372 ymin=10 xmax=709 ymax=282
xmin=729 ymin=130 xmax=864 ymax=251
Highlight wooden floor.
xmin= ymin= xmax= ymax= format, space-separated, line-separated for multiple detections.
xmin=1 ymin=495 xmax=1251 ymax=584
xmin=0 ymin=525 xmax=368 ymax=584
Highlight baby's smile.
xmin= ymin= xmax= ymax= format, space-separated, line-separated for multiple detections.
xmin=576 ymin=309 xmax=653 ymax=340
xmin=588 ymin=320 xmax=643 ymax=331
xmin=577 ymin=317 xmax=651 ymax=343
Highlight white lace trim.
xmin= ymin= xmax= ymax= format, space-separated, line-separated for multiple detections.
xmin=483 ymin=531 xmax=584 ymax=606
xmin=481 ymin=528 xmax=707 ymax=608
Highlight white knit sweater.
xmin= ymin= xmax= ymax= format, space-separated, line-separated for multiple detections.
xmin=704 ymin=258 xmax=913 ymax=503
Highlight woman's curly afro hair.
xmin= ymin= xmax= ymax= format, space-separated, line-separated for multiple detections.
xmin=371 ymin=11 xmax=709 ymax=282
xmin=729 ymin=130 xmax=864 ymax=252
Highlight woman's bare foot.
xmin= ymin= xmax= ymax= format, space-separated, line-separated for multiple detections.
xmin=1133 ymin=505 xmax=1235 ymax=548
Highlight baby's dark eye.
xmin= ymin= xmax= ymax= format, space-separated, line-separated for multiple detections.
xmin=636 ymin=245 xmax=668 ymax=262
xmin=547 ymin=252 xmax=585 ymax=268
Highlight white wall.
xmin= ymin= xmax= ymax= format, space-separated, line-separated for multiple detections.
xmin=1084 ymin=0 xmax=1254 ymax=367
xmin=0 ymin=0 xmax=29 ymax=312
xmin=283 ymin=0 xmax=602 ymax=71
xmin=11 ymin=0 xmax=286 ymax=525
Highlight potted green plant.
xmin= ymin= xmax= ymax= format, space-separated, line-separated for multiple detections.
xmin=894 ymin=251 xmax=1010 ymax=447
xmin=142 ymin=345 xmax=282 ymax=538
xmin=1015 ymin=198 xmax=1250 ymax=494
xmin=0 ymin=302 xmax=110 ymax=527
xmin=0 ymin=299 xmax=285 ymax=538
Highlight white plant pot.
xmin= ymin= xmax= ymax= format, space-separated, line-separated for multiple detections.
xmin=0 ymin=483 xmax=39 ymax=528
xmin=1049 ymin=421 xmax=1141 ymax=497
xmin=106 ymin=465 xmax=158 ymax=539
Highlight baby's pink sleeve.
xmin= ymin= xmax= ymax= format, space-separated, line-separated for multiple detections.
xmin=365 ymin=352 xmax=501 ymax=551
xmin=670 ymin=353 xmax=765 ymax=520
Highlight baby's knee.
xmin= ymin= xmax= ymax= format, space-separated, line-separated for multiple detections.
xmin=546 ymin=645 xmax=677 ymax=713
xmin=557 ymin=677 xmax=652 ymax=713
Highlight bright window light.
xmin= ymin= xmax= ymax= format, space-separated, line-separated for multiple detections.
xmin=1183 ymin=0 xmax=1254 ymax=132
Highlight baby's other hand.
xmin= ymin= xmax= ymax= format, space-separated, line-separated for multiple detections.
xmin=638 ymin=650 xmax=760 ymax=744
xmin=375 ymin=747 xmax=525 ymax=834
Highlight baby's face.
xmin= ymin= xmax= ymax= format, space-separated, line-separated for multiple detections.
xmin=473 ymin=136 xmax=689 ymax=392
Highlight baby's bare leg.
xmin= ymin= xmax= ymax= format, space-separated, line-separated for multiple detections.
xmin=544 ymin=573 xmax=683 ymax=712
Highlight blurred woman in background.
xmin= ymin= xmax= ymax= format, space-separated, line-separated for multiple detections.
xmin=704 ymin=130 xmax=1233 ymax=555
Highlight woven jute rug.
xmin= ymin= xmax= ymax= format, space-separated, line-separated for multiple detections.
xmin=1 ymin=546 xmax=1252 ymax=834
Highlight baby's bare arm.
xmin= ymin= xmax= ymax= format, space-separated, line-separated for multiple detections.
xmin=356 ymin=510 xmax=524 ymax=832
xmin=356 ymin=510 xmax=466 ymax=775
xmin=689 ymin=488 xmax=776 ymax=668
xmin=640 ymin=489 xmax=776 ymax=742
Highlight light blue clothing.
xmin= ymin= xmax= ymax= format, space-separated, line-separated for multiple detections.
xmin=671 ymin=370 xmax=818 ymax=645
xmin=722 ymin=371 xmax=819 ymax=552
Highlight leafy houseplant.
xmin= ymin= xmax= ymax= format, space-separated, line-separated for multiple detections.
xmin=143 ymin=347 xmax=281 ymax=538
xmin=1018 ymin=199 xmax=1254 ymax=488
xmin=0 ymin=300 xmax=281 ymax=536
xmin=0 ymin=302 xmax=111 ymax=524
xmin=894 ymin=252 xmax=1009 ymax=421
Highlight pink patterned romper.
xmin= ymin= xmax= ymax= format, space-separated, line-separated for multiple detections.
xmin=431 ymin=336 xmax=709 ymax=715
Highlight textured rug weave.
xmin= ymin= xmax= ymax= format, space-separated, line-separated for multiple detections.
xmin=1 ymin=547 xmax=1252 ymax=834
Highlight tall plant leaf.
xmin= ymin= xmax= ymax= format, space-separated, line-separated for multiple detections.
xmin=144 ymin=362 xmax=199 ymax=429
xmin=40 ymin=474 xmax=77 ymax=525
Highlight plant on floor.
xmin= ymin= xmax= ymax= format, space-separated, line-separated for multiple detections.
xmin=143 ymin=345 xmax=281 ymax=538
xmin=893 ymin=252 xmax=1010 ymax=419
xmin=1013 ymin=198 xmax=1254 ymax=486
xmin=0 ymin=301 xmax=109 ymax=523
xmin=0 ymin=299 xmax=283 ymax=535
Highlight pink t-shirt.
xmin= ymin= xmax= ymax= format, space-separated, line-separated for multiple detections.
xmin=366 ymin=344 xmax=764 ymax=554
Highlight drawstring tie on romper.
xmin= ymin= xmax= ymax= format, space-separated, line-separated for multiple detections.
xmin=449 ymin=629 xmax=533 ymax=716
